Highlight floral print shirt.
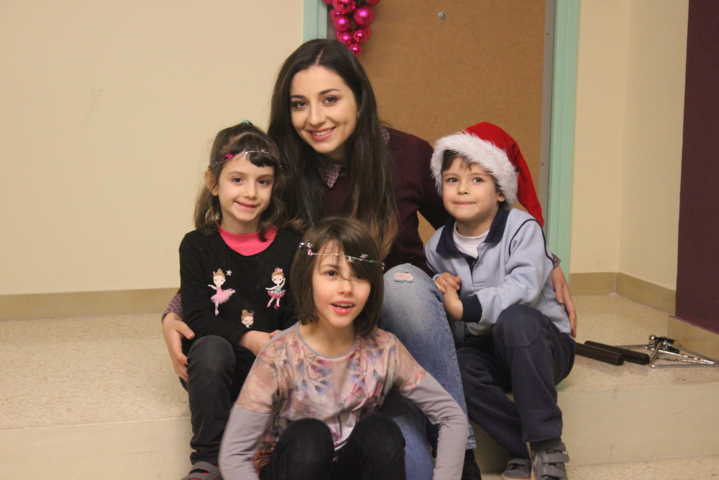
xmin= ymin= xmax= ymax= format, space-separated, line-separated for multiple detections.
xmin=236 ymin=324 xmax=424 ymax=467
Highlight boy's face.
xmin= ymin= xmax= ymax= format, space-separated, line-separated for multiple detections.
xmin=441 ymin=156 xmax=505 ymax=236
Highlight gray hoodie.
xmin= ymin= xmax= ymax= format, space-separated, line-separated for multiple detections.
xmin=425 ymin=208 xmax=570 ymax=336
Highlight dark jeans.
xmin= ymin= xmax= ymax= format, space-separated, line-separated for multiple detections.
xmin=260 ymin=414 xmax=406 ymax=480
xmin=457 ymin=305 xmax=575 ymax=459
xmin=183 ymin=335 xmax=254 ymax=465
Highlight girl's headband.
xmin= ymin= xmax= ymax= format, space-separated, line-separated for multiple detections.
xmin=298 ymin=241 xmax=384 ymax=268
xmin=222 ymin=150 xmax=270 ymax=161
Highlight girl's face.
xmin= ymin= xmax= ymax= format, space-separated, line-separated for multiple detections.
xmin=289 ymin=65 xmax=358 ymax=163
xmin=210 ymin=154 xmax=274 ymax=234
xmin=311 ymin=242 xmax=370 ymax=334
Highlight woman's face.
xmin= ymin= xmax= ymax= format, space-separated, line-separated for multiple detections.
xmin=289 ymin=65 xmax=358 ymax=162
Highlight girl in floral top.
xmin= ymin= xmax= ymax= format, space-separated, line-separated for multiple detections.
xmin=219 ymin=217 xmax=468 ymax=480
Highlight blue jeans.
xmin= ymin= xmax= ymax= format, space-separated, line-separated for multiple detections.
xmin=380 ymin=264 xmax=475 ymax=479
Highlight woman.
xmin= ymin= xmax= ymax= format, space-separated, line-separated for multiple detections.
xmin=163 ymin=39 xmax=576 ymax=480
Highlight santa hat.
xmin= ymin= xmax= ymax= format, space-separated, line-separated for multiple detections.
xmin=430 ymin=122 xmax=545 ymax=226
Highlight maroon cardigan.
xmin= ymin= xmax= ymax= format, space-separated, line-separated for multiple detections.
xmin=323 ymin=128 xmax=448 ymax=273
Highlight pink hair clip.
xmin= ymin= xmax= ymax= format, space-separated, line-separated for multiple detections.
xmin=224 ymin=153 xmax=235 ymax=160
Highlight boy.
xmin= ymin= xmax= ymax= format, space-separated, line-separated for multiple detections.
xmin=425 ymin=122 xmax=575 ymax=480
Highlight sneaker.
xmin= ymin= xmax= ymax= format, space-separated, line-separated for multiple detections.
xmin=461 ymin=449 xmax=482 ymax=480
xmin=181 ymin=461 xmax=222 ymax=480
xmin=532 ymin=442 xmax=569 ymax=480
xmin=502 ymin=457 xmax=531 ymax=480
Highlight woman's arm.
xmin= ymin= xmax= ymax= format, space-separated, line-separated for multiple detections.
xmin=161 ymin=310 xmax=194 ymax=381
xmin=550 ymin=266 xmax=577 ymax=337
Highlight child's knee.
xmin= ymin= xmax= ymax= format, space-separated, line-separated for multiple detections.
xmin=494 ymin=305 xmax=544 ymax=347
xmin=275 ymin=419 xmax=334 ymax=466
xmin=187 ymin=335 xmax=235 ymax=377
xmin=354 ymin=414 xmax=405 ymax=460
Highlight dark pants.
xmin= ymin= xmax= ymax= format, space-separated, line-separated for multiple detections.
xmin=457 ymin=305 xmax=575 ymax=459
xmin=184 ymin=335 xmax=255 ymax=465
xmin=260 ymin=414 xmax=406 ymax=480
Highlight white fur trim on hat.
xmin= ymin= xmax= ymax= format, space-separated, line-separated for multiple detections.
xmin=430 ymin=132 xmax=518 ymax=206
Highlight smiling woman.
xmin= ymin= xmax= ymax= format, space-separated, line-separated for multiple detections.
xmin=269 ymin=39 xmax=398 ymax=260
xmin=162 ymin=39 xmax=574 ymax=480
xmin=289 ymin=66 xmax=359 ymax=162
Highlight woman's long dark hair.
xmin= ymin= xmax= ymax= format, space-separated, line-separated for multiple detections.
xmin=268 ymin=39 xmax=397 ymax=259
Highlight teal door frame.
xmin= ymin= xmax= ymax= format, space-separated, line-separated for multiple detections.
xmin=303 ymin=0 xmax=579 ymax=271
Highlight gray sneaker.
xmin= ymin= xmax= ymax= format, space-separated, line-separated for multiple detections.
xmin=502 ymin=457 xmax=531 ymax=480
xmin=532 ymin=442 xmax=569 ymax=480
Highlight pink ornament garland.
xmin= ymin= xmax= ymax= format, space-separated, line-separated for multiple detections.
xmin=325 ymin=0 xmax=380 ymax=56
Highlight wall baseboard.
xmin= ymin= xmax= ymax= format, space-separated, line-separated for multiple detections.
xmin=0 ymin=272 xmax=678 ymax=320
xmin=570 ymin=272 xmax=676 ymax=314
xmin=0 ymin=288 xmax=177 ymax=321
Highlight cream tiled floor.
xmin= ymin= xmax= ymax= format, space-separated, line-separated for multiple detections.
xmin=1 ymin=294 xmax=718 ymax=478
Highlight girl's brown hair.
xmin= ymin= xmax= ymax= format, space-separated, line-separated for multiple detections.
xmin=290 ymin=217 xmax=384 ymax=337
xmin=194 ymin=122 xmax=286 ymax=239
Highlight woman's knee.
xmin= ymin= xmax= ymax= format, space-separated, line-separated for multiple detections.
xmin=381 ymin=264 xmax=445 ymax=333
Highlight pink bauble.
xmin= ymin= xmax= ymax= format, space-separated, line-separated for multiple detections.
xmin=332 ymin=0 xmax=356 ymax=15
xmin=336 ymin=30 xmax=354 ymax=45
xmin=353 ymin=6 xmax=374 ymax=27
xmin=353 ymin=26 xmax=371 ymax=43
xmin=349 ymin=42 xmax=362 ymax=56
xmin=364 ymin=0 xmax=381 ymax=5
xmin=331 ymin=14 xmax=352 ymax=32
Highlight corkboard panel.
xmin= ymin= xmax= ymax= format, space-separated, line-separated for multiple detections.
xmin=358 ymin=0 xmax=546 ymax=189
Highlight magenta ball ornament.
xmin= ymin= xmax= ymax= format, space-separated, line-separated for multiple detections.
xmin=332 ymin=0 xmax=356 ymax=15
xmin=331 ymin=14 xmax=352 ymax=32
xmin=336 ymin=30 xmax=354 ymax=45
xmin=349 ymin=42 xmax=362 ymax=56
xmin=353 ymin=6 xmax=374 ymax=27
xmin=352 ymin=26 xmax=371 ymax=43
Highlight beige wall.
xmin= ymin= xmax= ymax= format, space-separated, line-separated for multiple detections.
xmin=2 ymin=1 xmax=689 ymax=296
xmin=0 ymin=1 xmax=302 ymax=295
xmin=571 ymin=0 xmax=687 ymax=290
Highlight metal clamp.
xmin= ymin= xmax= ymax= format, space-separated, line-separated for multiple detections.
xmin=621 ymin=335 xmax=717 ymax=368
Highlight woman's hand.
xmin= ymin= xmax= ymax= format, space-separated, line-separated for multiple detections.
xmin=161 ymin=313 xmax=195 ymax=381
xmin=240 ymin=331 xmax=273 ymax=356
xmin=550 ymin=266 xmax=577 ymax=337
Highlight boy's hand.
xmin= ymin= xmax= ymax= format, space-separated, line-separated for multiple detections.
xmin=240 ymin=330 xmax=272 ymax=355
xmin=434 ymin=272 xmax=462 ymax=294
xmin=161 ymin=313 xmax=195 ymax=382
xmin=442 ymin=288 xmax=464 ymax=322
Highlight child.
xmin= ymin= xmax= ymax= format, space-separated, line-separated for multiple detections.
xmin=219 ymin=217 xmax=469 ymax=480
xmin=426 ymin=123 xmax=575 ymax=480
xmin=179 ymin=121 xmax=300 ymax=480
